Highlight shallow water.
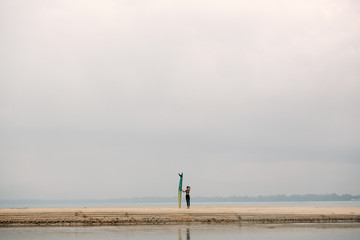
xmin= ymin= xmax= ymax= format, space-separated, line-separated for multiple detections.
xmin=1 ymin=201 xmax=360 ymax=208
xmin=1 ymin=224 xmax=360 ymax=240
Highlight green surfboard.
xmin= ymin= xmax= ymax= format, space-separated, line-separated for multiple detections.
xmin=178 ymin=173 xmax=183 ymax=208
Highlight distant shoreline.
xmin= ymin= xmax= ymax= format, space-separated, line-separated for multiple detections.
xmin=0 ymin=193 xmax=360 ymax=203
xmin=1 ymin=207 xmax=360 ymax=227
xmin=1 ymin=194 xmax=359 ymax=207
xmin=2 ymin=200 xmax=360 ymax=209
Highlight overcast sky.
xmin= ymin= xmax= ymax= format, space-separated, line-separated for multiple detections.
xmin=0 ymin=0 xmax=359 ymax=200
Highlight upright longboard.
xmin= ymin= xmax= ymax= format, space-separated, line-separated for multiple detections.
xmin=178 ymin=173 xmax=183 ymax=208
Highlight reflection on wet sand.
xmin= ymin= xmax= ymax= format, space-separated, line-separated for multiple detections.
xmin=1 ymin=224 xmax=360 ymax=240
xmin=178 ymin=228 xmax=190 ymax=240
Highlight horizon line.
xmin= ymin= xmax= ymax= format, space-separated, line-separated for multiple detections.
xmin=1 ymin=193 xmax=360 ymax=202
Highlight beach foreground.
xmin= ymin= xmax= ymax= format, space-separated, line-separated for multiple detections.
xmin=1 ymin=207 xmax=360 ymax=226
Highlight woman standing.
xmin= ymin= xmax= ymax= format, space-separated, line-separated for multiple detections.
xmin=183 ymin=186 xmax=191 ymax=209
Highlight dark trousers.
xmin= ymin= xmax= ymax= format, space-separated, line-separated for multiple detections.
xmin=186 ymin=195 xmax=190 ymax=208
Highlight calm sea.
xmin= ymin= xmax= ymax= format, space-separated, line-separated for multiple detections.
xmin=1 ymin=224 xmax=360 ymax=240
xmin=1 ymin=201 xmax=360 ymax=208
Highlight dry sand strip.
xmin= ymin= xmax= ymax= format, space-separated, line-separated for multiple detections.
xmin=1 ymin=207 xmax=360 ymax=226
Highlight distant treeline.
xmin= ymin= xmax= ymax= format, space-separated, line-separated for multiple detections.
xmin=1 ymin=194 xmax=360 ymax=205
xmin=192 ymin=194 xmax=360 ymax=202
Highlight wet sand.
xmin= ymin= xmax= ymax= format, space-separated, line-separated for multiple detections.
xmin=1 ymin=207 xmax=359 ymax=226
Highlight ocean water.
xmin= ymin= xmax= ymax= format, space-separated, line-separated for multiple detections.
xmin=1 ymin=201 xmax=360 ymax=208
xmin=1 ymin=224 xmax=360 ymax=240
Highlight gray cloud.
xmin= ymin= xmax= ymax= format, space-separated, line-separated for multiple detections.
xmin=1 ymin=0 xmax=359 ymax=199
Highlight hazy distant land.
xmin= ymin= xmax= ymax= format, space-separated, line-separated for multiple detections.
xmin=1 ymin=194 xmax=359 ymax=207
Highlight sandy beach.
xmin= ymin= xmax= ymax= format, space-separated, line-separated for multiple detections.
xmin=1 ymin=207 xmax=359 ymax=226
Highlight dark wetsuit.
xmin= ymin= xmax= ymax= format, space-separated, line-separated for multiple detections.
xmin=184 ymin=188 xmax=191 ymax=208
